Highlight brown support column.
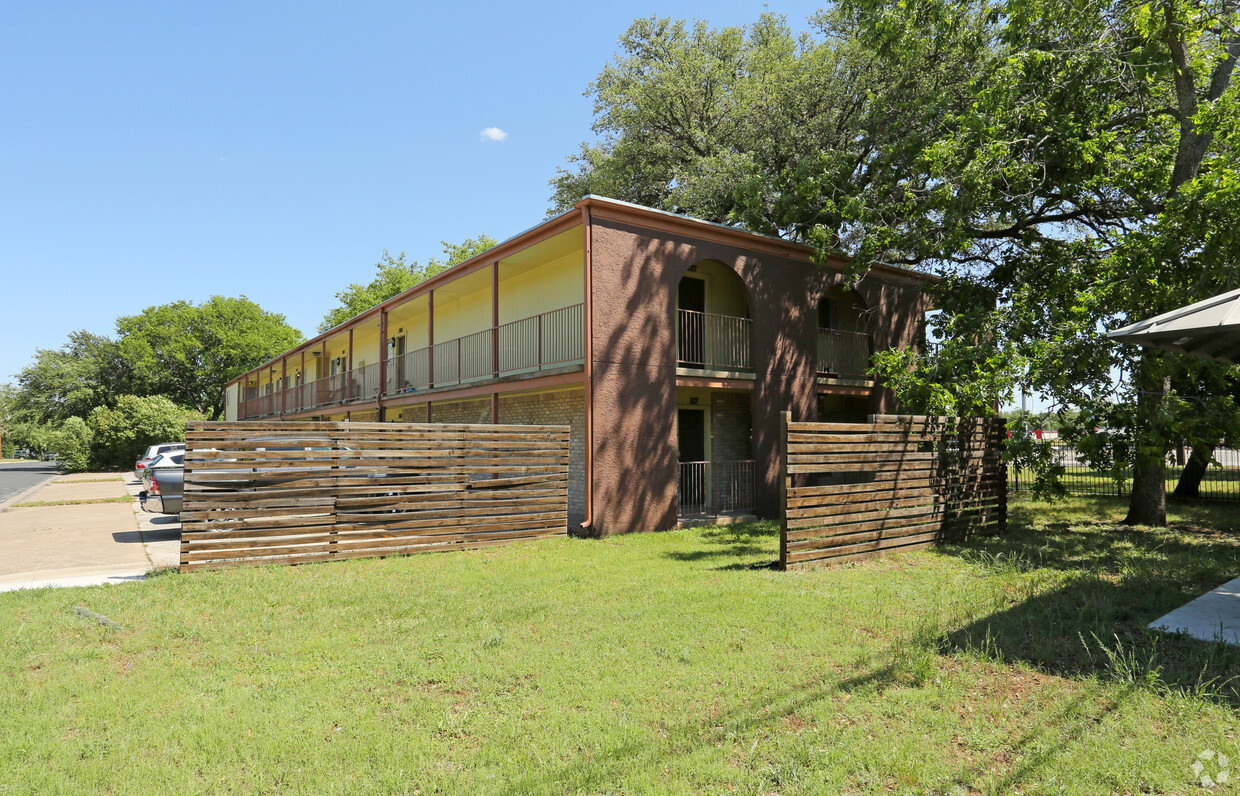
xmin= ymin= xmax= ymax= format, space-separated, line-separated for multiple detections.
xmin=425 ymin=401 xmax=432 ymax=423
xmin=378 ymin=309 xmax=388 ymax=421
xmin=280 ymin=360 xmax=287 ymax=418
xmin=347 ymin=328 xmax=354 ymax=402
xmin=427 ymin=290 xmax=435 ymax=388
xmin=491 ymin=392 xmax=499 ymax=424
xmin=320 ymin=339 xmax=328 ymax=408
xmin=492 ymin=262 xmax=500 ymax=379
xmin=299 ymin=350 xmax=306 ymax=414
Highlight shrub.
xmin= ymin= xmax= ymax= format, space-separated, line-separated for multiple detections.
xmin=50 ymin=417 xmax=93 ymax=472
xmin=87 ymin=395 xmax=201 ymax=470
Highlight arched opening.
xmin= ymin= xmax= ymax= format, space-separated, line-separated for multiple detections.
xmin=674 ymin=261 xmax=756 ymax=523
xmin=675 ymin=260 xmax=751 ymax=371
xmin=816 ymin=287 xmax=872 ymax=378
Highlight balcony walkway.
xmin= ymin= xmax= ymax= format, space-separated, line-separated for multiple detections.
xmin=240 ymin=304 xmax=584 ymax=419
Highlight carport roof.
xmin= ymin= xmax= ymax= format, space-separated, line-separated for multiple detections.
xmin=1106 ymin=287 xmax=1240 ymax=365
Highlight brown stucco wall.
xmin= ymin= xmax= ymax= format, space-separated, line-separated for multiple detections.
xmin=587 ymin=216 xmax=931 ymax=536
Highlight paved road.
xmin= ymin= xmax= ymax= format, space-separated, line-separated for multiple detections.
xmin=0 ymin=461 xmax=61 ymax=503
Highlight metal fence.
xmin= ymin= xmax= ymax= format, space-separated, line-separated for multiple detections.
xmin=677 ymin=460 xmax=756 ymax=518
xmin=816 ymin=328 xmax=870 ymax=379
xmin=676 ymin=309 xmax=752 ymax=371
xmin=1009 ymin=441 xmax=1240 ymax=501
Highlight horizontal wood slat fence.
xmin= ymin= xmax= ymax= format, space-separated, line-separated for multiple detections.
xmin=779 ymin=413 xmax=1007 ymax=569
xmin=180 ymin=421 xmax=569 ymax=572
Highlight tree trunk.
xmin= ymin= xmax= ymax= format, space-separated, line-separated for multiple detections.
xmin=1126 ymin=459 xmax=1167 ymax=525
xmin=1124 ymin=353 xmax=1168 ymax=526
xmin=1171 ymin=445 xmax=1210 ymax=498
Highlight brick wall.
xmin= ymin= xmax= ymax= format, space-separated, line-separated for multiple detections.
xmin=430 ymin=398 xmax=491 ymax=425
xmin=498 ymin=388 xmax=585 ymax=522
xmin=389 ymin=404 xmax=428 ymax=423
xmin=349 ymin=410 xmax=380 ymax=422
xmin=711 ymin=391 xmax=752 ymax=462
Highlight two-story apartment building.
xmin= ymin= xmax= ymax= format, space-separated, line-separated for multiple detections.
xmin=224 ymin=196 xmax=933 ymax=536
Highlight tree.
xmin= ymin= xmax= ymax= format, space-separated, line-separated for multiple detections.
xmin=117 ymin=296 xmax=303 ymax=420
xmin=13 ymin=331 xmax=139 ymax=424
xmin=557 ymin=1 xmax=1240 ymax=525
xmin=87 ymin=394 xmax=200 ymax=470
xmin=548 ymin=11 xmax=991 ymax=236
xmin=317 ymin=236 xmax=499 ymax=333
xmin=836 ymin=0 xmax=1240 ymax=525
xmin=49 ymin=417 xmax=92 ymax=473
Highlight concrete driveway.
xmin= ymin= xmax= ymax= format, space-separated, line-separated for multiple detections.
xmin=0 ymin=470 xmax=180 ymax=592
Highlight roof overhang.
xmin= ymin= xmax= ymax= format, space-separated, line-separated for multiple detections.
xmin=1106 ymin=287 xmax=1240 ymax=365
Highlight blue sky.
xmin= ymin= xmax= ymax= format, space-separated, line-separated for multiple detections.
xmin=0 ymin=0 xmax=836 ymax=386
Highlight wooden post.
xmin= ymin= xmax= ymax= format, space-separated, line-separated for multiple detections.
xmin=997 ymin=417 xmax=1008 ymax=535
xmin=347 ymin=328 xmax=354 ymax=402
xmin=778 ymin=410 xmax=790 ymax=570
xmin=280 ymin=360 xmax=287 ymax=417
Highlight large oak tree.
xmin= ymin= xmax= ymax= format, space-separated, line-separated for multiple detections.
xmin=553 ymin=0 xmax=1240 ymax=525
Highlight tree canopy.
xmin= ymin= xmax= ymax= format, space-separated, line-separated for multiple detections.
xmin=14 ymin=331 xmax=138 ymax=425
xmin=117 ymin=296 xmax=303 ymax=420
xmin=317 ymin=236 xmax=499 ymax=333
xmin=554 ymin=0 xmax=1240 ymax=525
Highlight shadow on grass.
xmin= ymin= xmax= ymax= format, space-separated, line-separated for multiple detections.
xmin=662 ymin=520 xmax=780 ymax=570
xmin=499 ymin=645 xmax=1132 ymax=795
xmin=932 ymin=506 xmax=1240 ymax=707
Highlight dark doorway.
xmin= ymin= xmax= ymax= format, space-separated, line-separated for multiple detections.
xmin=677 ymin=276 xmax=707 ymax=366
xmin=678 ymin=276 xmax=705 ymax=312
xmin=677 ymin=407 xmax=708 ymax=514
xmin=677 ymin=408 xmax=705 ymax=462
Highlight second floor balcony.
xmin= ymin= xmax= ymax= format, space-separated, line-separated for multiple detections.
xmin=817 ymin=328 xmax=870 ymax=380
xmin=240 ymin=303 xmax=584 ymax=419
xmin=676 ymin=309 xmax=752 ymax=372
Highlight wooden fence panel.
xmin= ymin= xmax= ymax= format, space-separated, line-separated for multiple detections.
xmin=779 ymin=413 xmax=1007 ymax=569
xmin=180 ymin=421 xmax=569 ymax=572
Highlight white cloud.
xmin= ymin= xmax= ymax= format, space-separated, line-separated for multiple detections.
xmin=480 ymin=127 xmax=508 ymax=142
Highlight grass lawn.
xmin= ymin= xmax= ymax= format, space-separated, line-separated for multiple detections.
xmin=2 ymin=497 xmax=1239 ymax=794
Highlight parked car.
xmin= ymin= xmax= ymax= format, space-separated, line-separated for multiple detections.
xmin=134 ymin=442 xmax=185 ymax=480
xmin=140 ymin=452 xmax=184 ymax=515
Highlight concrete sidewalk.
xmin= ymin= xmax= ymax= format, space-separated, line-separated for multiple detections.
xmin=0 ymin=471 xmax=180 ymax=592
xmin=1150 ymin=575 xmax=1240 ymax=646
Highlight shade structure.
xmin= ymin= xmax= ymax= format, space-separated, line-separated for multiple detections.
xmin=1106 ymin=287 xmax=1240 ymax=365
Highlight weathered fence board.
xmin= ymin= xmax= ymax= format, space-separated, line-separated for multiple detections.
xmin=180 ymin=421 xmax=569 ymax=572
xmin=779 ymin=413 xmax=1007 ymax=569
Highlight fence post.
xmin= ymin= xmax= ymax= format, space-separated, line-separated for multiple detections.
xmin=779 ymin=410 xmax=790 ymax=570
xmin=997 ymin=417 xmax=1008 ymax=534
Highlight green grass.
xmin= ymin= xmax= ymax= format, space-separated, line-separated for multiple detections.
xmin=12 ymin=496 xmax=132 ymax=507
xmin=2 ymin=497 xmax=1239 ymax=794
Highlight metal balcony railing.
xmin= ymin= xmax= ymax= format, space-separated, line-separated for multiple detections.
xmin=384 ymin=303 xmax=585 ymax=396
xmin=238 ymin=304 xmax=586 ymax=418
xmin=676 ymin=309 xmax=752 ymax=371
xmin=817 ymin=328 xmax=870 ymax=379
xmin=677 ymin=460 xmax=755 ymax=517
